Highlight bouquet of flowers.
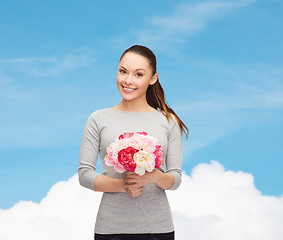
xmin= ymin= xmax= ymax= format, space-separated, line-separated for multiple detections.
xmin=104 ymin=131 xmax=163 ymax=175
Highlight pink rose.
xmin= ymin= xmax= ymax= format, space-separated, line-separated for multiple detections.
xmin=105 ymin=146 xmax=125 ymax=173
xmin=119 ymin=132 xmax=134 ymax=140
xmin=136 ymin=131 xmax=148 ymax=136
xmin=153 ymin=145 xmax=163 ymax=168
xmin=117 ymin=147 xmax=138 ymax=172
xmin=118 ymin=131 xmax=148 ymax=140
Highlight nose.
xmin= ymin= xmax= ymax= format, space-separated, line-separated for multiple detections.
xmin=124 ymin=73 xmax=134 ymax=85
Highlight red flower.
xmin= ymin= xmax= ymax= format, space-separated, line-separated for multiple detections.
xmin=117 ymin=147 xmax=138 ymax=172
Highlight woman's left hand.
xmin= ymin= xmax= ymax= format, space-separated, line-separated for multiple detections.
xmin=124 ymin=169 xmax=158 ymax=190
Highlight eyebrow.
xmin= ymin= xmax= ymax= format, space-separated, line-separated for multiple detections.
xmin=120 ymin=66 xmax=146 ymax=71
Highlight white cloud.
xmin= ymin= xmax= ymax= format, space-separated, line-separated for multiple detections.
xmin=168 ymin=161 xmax=283 ymax=239
xmin=151 ymin=0 xmax=254 ymax=32
xmin=1 ymin=160 xmax=282 ymax=240
xmin=3 ymin=57 xmax=58 ymax=63
xmin=0 ymin=54 xmax=94 ymax=78
xmin=0 ymin=175 xmax=102 ymax=240
xmin=132 ymin=0 xmax=256 ymax=50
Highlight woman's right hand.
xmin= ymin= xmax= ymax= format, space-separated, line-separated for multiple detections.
xmin=123 ymin=177 xmax=143 ymax=198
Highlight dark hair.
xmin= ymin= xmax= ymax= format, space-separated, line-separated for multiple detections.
xmin=120 ymin=45 xmax=189 ymax=140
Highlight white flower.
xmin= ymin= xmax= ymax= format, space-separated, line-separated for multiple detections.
xmin=133 ymin=150 xmax=156 ymax=175
xmin=134 ymin=166 xmax=146 ymax=176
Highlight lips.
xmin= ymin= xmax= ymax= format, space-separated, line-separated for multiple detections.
xmin=122 ymin=86 xmax=137 ymax=93
xmin=123 ymin=86 xmax=137 ymax=90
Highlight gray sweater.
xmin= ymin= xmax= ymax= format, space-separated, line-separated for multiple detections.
xmin=78 ymin=108 xmax=183 ymax=234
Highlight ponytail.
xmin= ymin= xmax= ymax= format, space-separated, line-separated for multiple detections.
xmin=147 ymin=78 xmax=189 ymax=140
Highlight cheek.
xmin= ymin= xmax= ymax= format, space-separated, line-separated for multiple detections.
xmin=139 ymin=80 xmax=150 ymax=89
xmin=116 ymin=74 xmax=125 ymax=83
xmin=116 ymin=76 xmax=122 ymax=86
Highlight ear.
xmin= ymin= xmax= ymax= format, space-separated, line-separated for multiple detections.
xmin=149 ymin=73 xmax=158 ymax=85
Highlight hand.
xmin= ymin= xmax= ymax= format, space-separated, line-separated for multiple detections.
xmin=123 ymin=173 xmax=143 ymax=198
xmin=124 ymin=183 xmax=143 ymax=198
xmin=124 ymin=170 xmax=158 ymax=190
xmin=123 ymin=170 xmax=154 ymax=198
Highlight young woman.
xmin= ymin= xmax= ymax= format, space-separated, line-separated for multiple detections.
xmin=78 ymin=45 xmax=189 ymax=240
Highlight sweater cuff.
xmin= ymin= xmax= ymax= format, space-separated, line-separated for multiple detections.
xmin=78 ymin=170 xmax=101 ymax=191
xmin=167 ymin=170 xmax=182 ymax=190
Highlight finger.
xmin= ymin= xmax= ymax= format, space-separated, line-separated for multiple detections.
xmin=135 ymin=186 xmax=143 ymax=191
xmin=132 ymin=189 xmax=143 ymax=198
xmin=125 ymin=183 xmax=143 ymax=190
xmin=127 ymin=172 xmax=141 ymax=178
xmin=128 ymin=181 xmax=142 ymax=187
xmin=125 ymin=186 xmax=136 ymax=196
xmin=125 ymin=176 xmax=142 ymax=183
xmin=125 ymin=174 xmax=139 ymax=180
xmin=128 ymin=187 xmax=142 ymax=196
xmin=125 ymin=178 xmax=138 ymax=184
xmin=125 ymin=187 xmax=142 ymax=198
xmin=126 ymin=177 xmax=145 ymax=186
xmin=125 ymin=176 xmax=142 ymax=185
xmin=125 ymin=184 xmax=138 ymax=191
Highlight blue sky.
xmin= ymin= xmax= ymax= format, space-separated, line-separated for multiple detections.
xmin=0 ymin=0 xmax=282 ymax=210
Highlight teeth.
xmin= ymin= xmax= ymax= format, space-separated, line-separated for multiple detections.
xmin=123 ymin=86 xmax=136 ymax=91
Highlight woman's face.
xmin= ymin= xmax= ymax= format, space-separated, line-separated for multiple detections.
xmin=116 ymin=52 xmax=158 ymax=101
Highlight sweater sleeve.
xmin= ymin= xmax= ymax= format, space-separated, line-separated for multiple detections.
xmin=166 ymin=115 xmax=183 ymax=190
xmin=78 ymin=112 xmax=101 ymax=191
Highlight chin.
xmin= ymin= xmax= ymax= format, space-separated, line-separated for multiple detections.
xmin=121 ymin=95 xmax=135 ymax=101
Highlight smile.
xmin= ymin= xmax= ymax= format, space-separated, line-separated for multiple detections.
xmin=122 ymin=86 xmax=137 ymax=93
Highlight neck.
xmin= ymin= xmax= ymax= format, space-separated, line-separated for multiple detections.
xmin=117 ymin=99 xmax=154 ymax=112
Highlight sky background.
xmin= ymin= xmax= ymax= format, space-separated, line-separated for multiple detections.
xmin=0 ymin=0 xmax=283 ymax=238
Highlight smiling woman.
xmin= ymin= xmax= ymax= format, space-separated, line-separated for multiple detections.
xmin=78 ymin=45 xmax=189 ymax=240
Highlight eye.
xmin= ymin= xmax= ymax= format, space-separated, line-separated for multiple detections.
xmin=136 ymin=72 xmax=143 ymax=77
xmin=119 ymin=69 xmax=126 ymax=74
